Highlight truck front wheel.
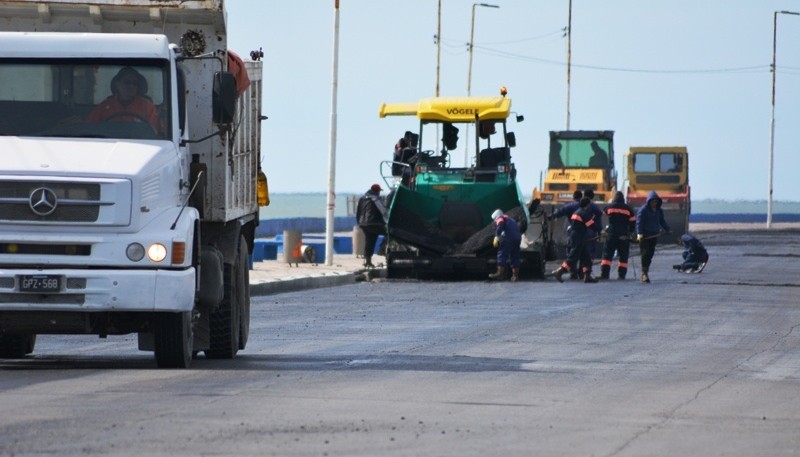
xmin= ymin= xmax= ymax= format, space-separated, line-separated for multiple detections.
xmin=0 ymin=334 xmax=36 ymax=359
xmin=154 ymin=311 xmax=193 ymax=368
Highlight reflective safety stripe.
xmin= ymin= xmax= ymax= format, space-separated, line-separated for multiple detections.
xmin=618 ymin=261 xmax=628 ymax=268
xmin=570 ymin=213 xmax=584 ymax=223
xmin=600 ymin=259 xmax=612 ymax=266
xmin=607 ymin=208 xmax=631 ymax=217
xmin=561 ymin=261 xmax=571 ymax=271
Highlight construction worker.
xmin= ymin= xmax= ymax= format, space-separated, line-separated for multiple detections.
xmin=488 ymin=209 xmax=521 ymax=282
xmin=356 ymin=184 xmax=387 ymax=268
xmin=635 ymin=191 xmax=671 ymax=283
xmin=550 ymin=190 xmax=582 ymax=279
xmin=583 ymin=189 xmax=604 ymax=263
xmin=673 ymin=232 xmax=709 ymax=272
xmin=552 ymin=197 xmax=599 ymax=283
xmin=600 ymin=191 xmax=636 ymax=280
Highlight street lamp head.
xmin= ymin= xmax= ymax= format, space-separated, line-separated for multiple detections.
xmin=779 ymin=10 xmax=800 ymax=15
xmin=477 ymin=3 xmax=500 ymax=8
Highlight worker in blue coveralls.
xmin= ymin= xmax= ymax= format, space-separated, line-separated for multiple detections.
xmin=583 ymin=188 xmax=604 ymax=266
xmin=488 ymin=209 xmax=522 ymax=282
xmin=636 ymin=190 xmax=671 ymax=283
xmin=600 ymin=191 xmax=636 ymax=280
xmin=550 ymin=190 xmax=583 ymax=279
xmin=551 ymin=197 xmax=599 ymax=283
xmin=673 ymin=232 xmax=709 ymax=272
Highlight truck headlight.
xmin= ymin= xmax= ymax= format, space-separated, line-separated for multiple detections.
xmin=147 ymin=243 xmax=168 ymax=262
xmin=126 ymin=243 xmax=145 ymax=262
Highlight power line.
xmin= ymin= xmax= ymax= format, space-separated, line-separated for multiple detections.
xmin=472 ymin=44 xmax=769 ymax=75
xmin=479 ymin=28 xmax=566 ymax=45
xmin=438 ymin=28 xmax=566 ymax=50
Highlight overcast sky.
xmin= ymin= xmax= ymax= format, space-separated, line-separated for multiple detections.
xmin=226 ymin=0 xmax=800 ymax=201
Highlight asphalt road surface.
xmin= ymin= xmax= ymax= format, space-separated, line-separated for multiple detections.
xmin=1 ymin=229 xmax=799 ymax=456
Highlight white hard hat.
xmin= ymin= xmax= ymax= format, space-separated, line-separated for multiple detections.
xmin=491 ymin=209 xmax=503 ymax=220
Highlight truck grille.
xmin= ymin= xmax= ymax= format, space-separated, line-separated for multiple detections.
xmin=0 ymin=179 xmax=128 ymax=225
xmin=0 ymin=181 xmax=100 ymax=222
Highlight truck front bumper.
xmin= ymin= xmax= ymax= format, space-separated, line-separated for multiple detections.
xmin=0 ymin=267 xmax=195 ymax=312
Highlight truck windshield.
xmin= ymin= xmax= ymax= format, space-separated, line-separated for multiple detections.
xmin=550 ymin=138 xmax=612 ymax=169
xmin=0 ymin=59 xmax=170 ymax=141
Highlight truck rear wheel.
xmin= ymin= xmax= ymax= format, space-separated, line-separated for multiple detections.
xmin=0 ymin=334 xmax=36 ymax=359
xmin=154 ymin=312 xmax=193 ymax=368
xmin=206 ymin=235 xmax=245 ymax=359
xmin=238 ymin=238 xmax=250 ymax=350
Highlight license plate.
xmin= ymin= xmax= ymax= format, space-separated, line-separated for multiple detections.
xmin=18 ymin=274 xmax=63 ymax=293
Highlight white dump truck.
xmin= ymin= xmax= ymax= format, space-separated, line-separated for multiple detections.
xmin=0 ymin=0 xmax=267 ymax=367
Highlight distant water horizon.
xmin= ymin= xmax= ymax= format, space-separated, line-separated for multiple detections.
xmin=259 ymin=192 xmax=800 ymax=219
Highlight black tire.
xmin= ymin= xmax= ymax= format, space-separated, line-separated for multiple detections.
xmin=0 ymin=334 xmax=36 ymax=358
xmin=205 ymin=235 xmax=243 ymax=359
xmin=154 ymin=312 xmax=193 ymax=368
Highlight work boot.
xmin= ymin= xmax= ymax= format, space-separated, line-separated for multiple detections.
xmin=510 ymin=267 xmax=519 ymax=282
xmin=364 ymin=256 xmax=375 ymax=269
xmin=552 ymin=266 xmax=567 ymax=283
xmin=488 ymin=266 xmax=506 ymax=280
xmin=641 ymin=268 xmax=650 ymax=283
xmin=672 ymin=264 xmax=683 ymax=272
xmin=600 ymin=265 xmax=610 ymax=280
xmin=583 ymin=270 xmax=598 ymax=283
xmin=618 ymin=267 xmax=627 ymax=280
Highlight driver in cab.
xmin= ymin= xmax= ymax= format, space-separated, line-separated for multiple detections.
xmin=87 ymin=66 xmax=160 ymax=133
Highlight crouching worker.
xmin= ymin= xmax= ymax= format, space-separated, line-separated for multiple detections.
xmin=552 ymin=198 xmax=599 ymax=283
xmin=673 ymin=232 xmax=709 ymax=273
xmin=488 ymin=209 xmax=521 ymax=282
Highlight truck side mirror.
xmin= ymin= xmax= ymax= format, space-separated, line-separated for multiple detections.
xmin=506 ymin=131 xmax=516 ymax=148
xmin=177 ymin=68 xmax=187 ymax=135
xmin=212 ymin=71 xmax=237 ymax=124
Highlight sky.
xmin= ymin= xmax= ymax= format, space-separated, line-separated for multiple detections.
xmin=226 ymin=0 xmax=800 ymax=201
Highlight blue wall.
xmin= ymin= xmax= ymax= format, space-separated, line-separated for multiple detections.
xmin=689 ymin=213 xmax=800 ymax=223
xmin=256 ymin=216 xmax=357 ymax=238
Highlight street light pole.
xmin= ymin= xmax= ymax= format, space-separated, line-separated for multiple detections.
xmin=436 ymin=0 xmax=442 ymax=97
xmin=768 ymin=10 xmax=800 ymax=228
xmin=324 ymin=0 xmax=340 ymax=265
xmin=465 ymin=2 xmax=499 ymax=167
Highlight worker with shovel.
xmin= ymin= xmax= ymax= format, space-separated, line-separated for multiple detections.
xmin=552 ymin=197 xmax=599 ymax=283
xmin=600 ymin=191 xmax=636 ymax=280
xmin=635 ymin=191 xmax=671 ymax=283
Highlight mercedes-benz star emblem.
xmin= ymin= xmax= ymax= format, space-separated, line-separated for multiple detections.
xmin=29 ymin=187 xmax=58 ymax=216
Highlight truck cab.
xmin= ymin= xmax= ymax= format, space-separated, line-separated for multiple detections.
xmin=532 ymin=130 xmax=616 ymax=256
xmin=0 ymin=1 xmax=264 ymax=368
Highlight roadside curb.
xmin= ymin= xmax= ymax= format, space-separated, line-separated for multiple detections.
xmin=249 ymin=268 xmax=386 ymax=296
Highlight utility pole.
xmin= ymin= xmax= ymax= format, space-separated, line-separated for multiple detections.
xmin=768 ymin=10 xmax=800 ymax=228
xmin=565 ymin=0 xmax=572 ymax=130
